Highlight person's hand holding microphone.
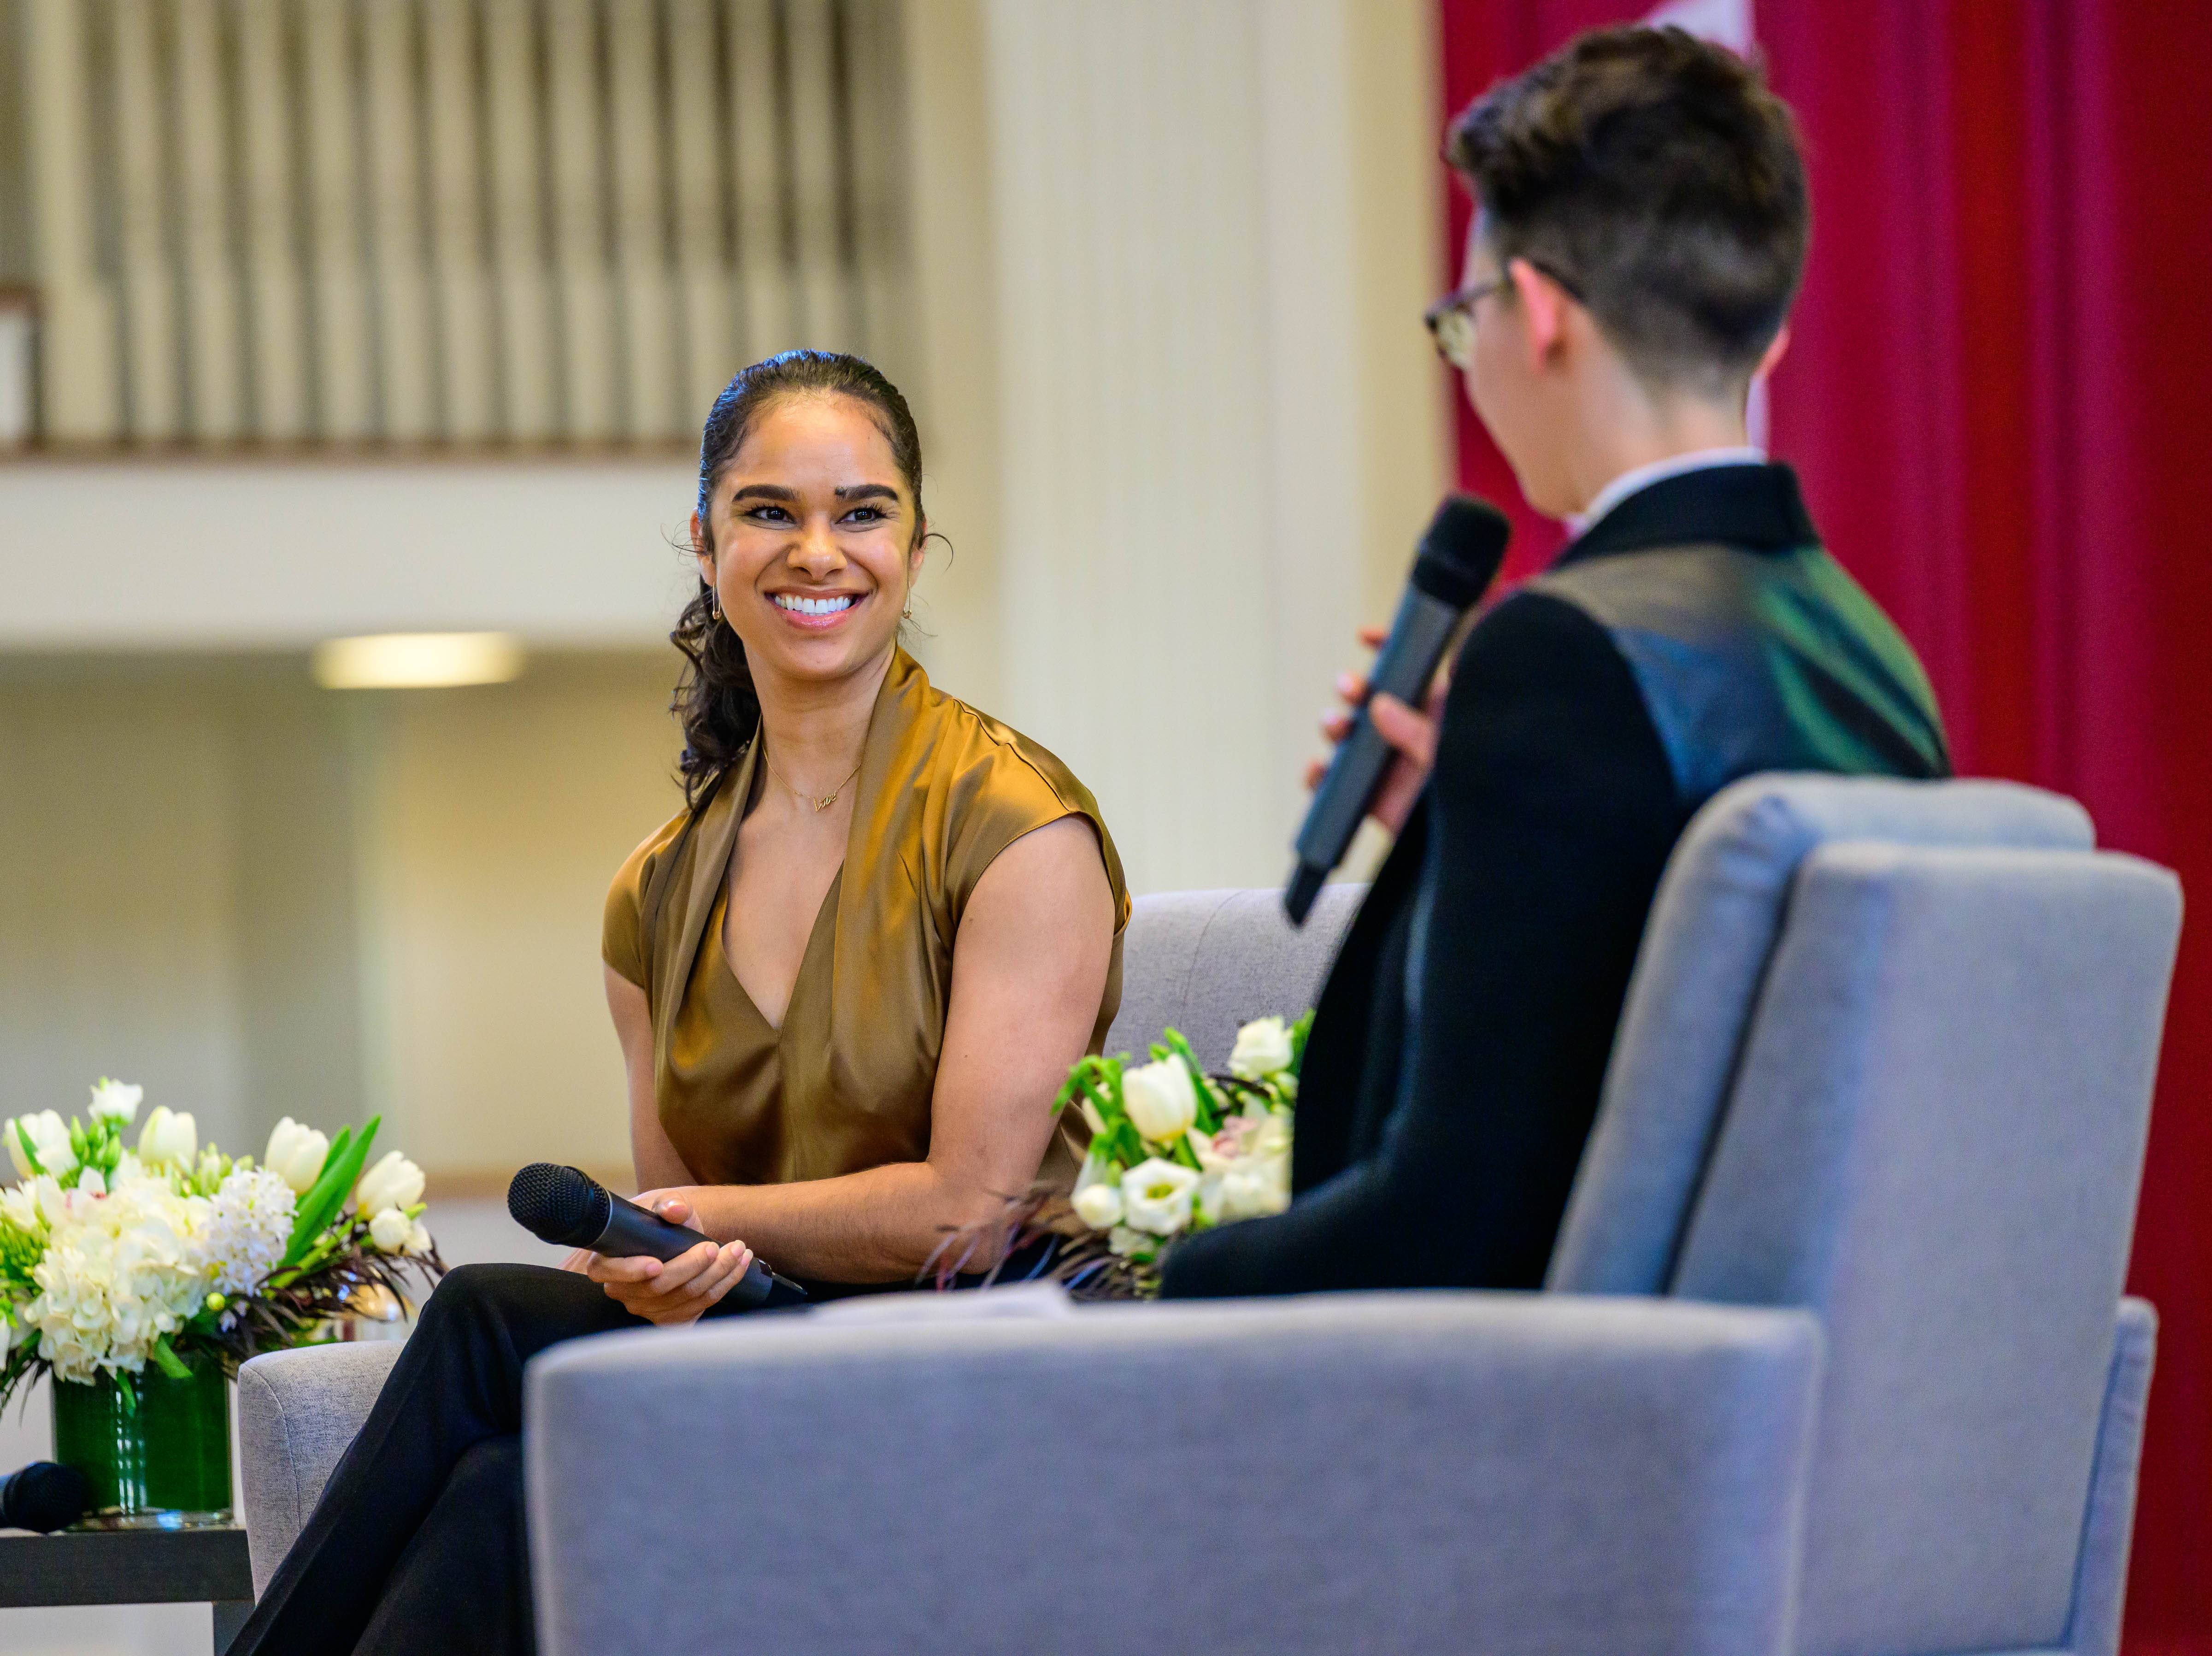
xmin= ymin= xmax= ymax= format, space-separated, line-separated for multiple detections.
xmin=512 ymin=1163 xmax=803 ymax=1324
xmin=1282 ymin=495 xmax=1507 ymax=922
xmin=560 ymin=1191 xmax=755 ymax=1326
xmin=1307 ymin=624 xmax=1447 ymax=837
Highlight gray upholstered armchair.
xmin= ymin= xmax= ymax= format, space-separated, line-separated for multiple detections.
xmin=239 ymin=776 xmax=2182 ymax=1656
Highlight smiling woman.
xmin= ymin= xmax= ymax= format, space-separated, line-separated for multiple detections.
xmin=230 ymin=354 xmax=1131 ymax=1656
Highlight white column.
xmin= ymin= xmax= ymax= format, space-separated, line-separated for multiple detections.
xmin=783 ymin=0 xmax=851 ymax=351
xmin=896 ymin=0 xmax=1002 ymax=709
xmin=365 ymin=0 xmax=435 ymax=440
xmin=669 ymin=0 xmax=737 ymax=417
xmin=607 ymin=0 xmax=678 ymax=439
xmin=175 ymin=0 xmax=245 ymax=441
xmin=424 ymin=0 xmax=496 ymax=442
xmin=304 ymin=0 xmax=376 ymax=442
xmin=844 ymin=0 xmax=911 ymax=376
xmin=726 ymin=0 xmax=794 ymax=360
xmin=24 ymin=0 xmax=118 ymax=441
xmin=548 ymin=0 xmax=617 ymax=441
xmin=112 ymin=0 xmax=180 ymax=442
xmin=484 ymin=0 xmax=556 ymax=441
xmin=977 ymin=0 xmax=1447 ymax=894
xmin=238 ymin=0 xmax=310 ymax=440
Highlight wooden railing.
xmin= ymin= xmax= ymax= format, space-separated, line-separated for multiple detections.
xmin=15 ymin=0 xmax=909 ymax=448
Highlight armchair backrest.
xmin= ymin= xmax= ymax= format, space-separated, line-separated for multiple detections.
xmin=1107 ymin=883 xmax=1361 ymax=1068
xmin=1548 ymin=774 xmax=2095 ymax=1294
xmin=1556 ymin=775 xmax=2181 ymax=1656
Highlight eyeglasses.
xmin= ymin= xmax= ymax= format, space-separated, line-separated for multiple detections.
xmin=1424 ymin=276 xmax=1509 ymax=370
xmin=1423 ymin=262 xmax=1585 ymax=370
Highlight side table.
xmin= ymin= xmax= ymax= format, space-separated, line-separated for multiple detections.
xmin=0 ymin=1526 xmax=253 ymax=1652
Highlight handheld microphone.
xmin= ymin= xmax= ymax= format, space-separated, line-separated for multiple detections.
xmin=1284 ymin=494 xmax=1512 ymax=924
xmin=1 ymin=1461 xmax=91 ymax=1533
xmin=506 ymin=1163 xmax=806 ymax=1310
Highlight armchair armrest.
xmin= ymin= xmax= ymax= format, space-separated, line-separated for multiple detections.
xmin=526 ymin=1292 xmax=1824 ymax=1656
xmin=237 ymin=1340 xmax=405 ymax=1596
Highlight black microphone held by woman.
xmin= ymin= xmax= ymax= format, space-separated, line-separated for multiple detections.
xmin=506 ymin=1164 xmax=807 ymax=1309
xmin=1284 ymin=494 xmax=1510 ymax=924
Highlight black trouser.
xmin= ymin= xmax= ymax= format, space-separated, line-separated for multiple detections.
xmin=235 ymin=1249 xmax=1048 ymax=1656
xmin=234 ymin=1263 xmax=764 ymax=1656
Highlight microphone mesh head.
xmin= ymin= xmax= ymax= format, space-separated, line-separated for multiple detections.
xmin=507 ymin=1163 xmax=607 ymax=1247
xmin=4 ymin=1462 xmax=90 ymax=1534
xmin=1412 ymin=494 xmax=1512 ymax=607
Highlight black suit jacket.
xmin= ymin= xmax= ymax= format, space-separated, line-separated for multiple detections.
xmin=1161 ymin=464 xmax=1949 ymax=1297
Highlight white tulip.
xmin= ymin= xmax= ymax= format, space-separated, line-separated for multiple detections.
xmin=355 ymin=1151 xmax=425 ymax=1217
xmin=368 ymin=1206 xmax=415 ymax=1253
xmin=405 ymin=1220 xmax=434 ymax=1257
xmin=263 ymin=1118 xmax=332 ymax=1194
xmin=1120 ymin=1157 xmax=1201 ymax=1237
xmin=1121 ymin=1060 xmax=1199 ymax=1143
xmin=1072 ymin=1181 xmax=1124 ymax=1230
xmin=1228 ymin=1016 xmax=1295 ymax=1081
xmin=6 ymin=1111 xmax=76 ymax=1181
xmin=87 ymin=1079 xmax=144 ymax=1125
xmin=136 ymin=1106 xmax=198 ymax=1170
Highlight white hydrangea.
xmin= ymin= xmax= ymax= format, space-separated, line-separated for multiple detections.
xmin=199 ymin=1165 xmax=296 ymax=1297
xmin=24 ymin=1174 xmax=211 ymax=1384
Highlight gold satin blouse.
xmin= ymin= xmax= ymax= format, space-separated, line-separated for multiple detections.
xmin=602 ymin=648 xmax=1129 ymax=1188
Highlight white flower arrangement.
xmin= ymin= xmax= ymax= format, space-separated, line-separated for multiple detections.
xmin=0 ymin=1083 xmax=444 ymax=1406
xmin=927 ymin=1014 xmax=1312 ymax=1299
xmin=1059 ymin=1014 xmax=1306 ymax=1281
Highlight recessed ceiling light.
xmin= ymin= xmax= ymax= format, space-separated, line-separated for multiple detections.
xmin=312 ymin=632 xmax=525 ymax=690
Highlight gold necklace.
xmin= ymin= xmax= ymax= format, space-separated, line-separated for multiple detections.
xmin=759 ymin=743 xmax=863 ymax=813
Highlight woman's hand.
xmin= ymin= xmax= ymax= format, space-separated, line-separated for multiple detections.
xmin=1304 ymin=625 xmax=1446 ymax=835
xmin=580 ymin=1193 xmax=756 ymax=1326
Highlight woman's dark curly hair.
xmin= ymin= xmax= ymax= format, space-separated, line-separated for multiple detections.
xmin=674 ymin=350 xmax=926 ymax=806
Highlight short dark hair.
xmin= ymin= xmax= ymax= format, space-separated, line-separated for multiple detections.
xmin=1447 ymin=26 xmax=1808 ymax=390
xmin=673 ymin=350 xmax=925 ymax=804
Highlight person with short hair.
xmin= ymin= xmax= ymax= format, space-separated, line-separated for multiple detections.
xmin=1163 ymin=26 xmax=1950 ymax=1298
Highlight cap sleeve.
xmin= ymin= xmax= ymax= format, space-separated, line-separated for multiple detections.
xmin=941 ymin=736 xmax=1130 ymax=937
xmin=602 ymin=810 xmax=691 ymax=988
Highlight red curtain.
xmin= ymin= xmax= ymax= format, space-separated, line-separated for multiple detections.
xmin=1435 ymin=5 xmax=2212 ymax=1647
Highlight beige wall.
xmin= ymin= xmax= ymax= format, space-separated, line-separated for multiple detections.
xmin=0 ymin=651 xmax=682 ymax=1185
xmin=0 ymin=660 xmax=364 ymax=1161
xmin=903 ymin=0 xmax=1449 ymax=891
xmin=365 ymin=653 xmax=683 ymax=1179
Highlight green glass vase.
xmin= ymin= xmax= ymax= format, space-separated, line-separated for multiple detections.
xmin=50 ymin=1357 xmax=233 ymax=1529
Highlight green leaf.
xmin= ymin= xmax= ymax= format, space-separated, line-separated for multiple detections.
xmin=149 ymin=1335 xmax=191 ymax=1382
xmin=1054 ymin=1055 xmax=1111 ymax=1116
xmin=282 ymin=1117 xmax=380 ymax=1267
xmin=1288 ymin=1008 xmax=1315 ymax=1078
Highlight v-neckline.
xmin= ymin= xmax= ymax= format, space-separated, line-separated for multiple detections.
xmin=718 ymin=863 xmax=842 ymax=1037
